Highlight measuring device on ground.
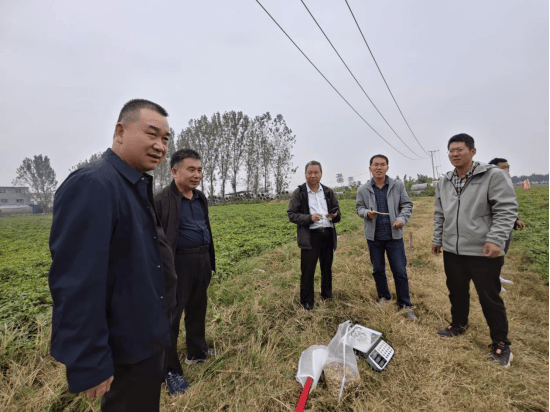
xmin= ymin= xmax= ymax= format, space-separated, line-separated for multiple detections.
xmin=346 ymin=324 xmax=395 ymax=372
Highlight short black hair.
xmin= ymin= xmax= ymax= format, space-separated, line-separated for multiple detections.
xmin=369 ymin=154 xmax=389 ymax=166
xmin=305 ymin=160 xmax=322 ymax=173
xmin=170 ymin=148 xmax=201 ymax=169
xmin=448 ymin=133 xmax=475 ymax=150
xmin=488 ymin=158 xmax=508 ymax=166
xmin=117 ymin=99 xmax=168 ymax=124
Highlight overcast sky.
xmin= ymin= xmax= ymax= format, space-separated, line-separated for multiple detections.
xmin=1 ymin=0 xmax=548 ymax=191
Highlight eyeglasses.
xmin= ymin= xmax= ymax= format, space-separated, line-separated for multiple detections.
xmin=371 ymin=163 xmax=387 ymax=168
xmin=448 ymin=148 xmax=469 ymax=154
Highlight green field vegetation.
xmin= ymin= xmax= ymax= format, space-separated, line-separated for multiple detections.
xmin=0 ymin=191 xmax=548 ymax=411
xmin=0 ymin=199 xmax=360 ymax=326
xmin=512 ymin=185 xmax=549 ymax=279
xmin=211 ymin=199 xmax=360 ymax=278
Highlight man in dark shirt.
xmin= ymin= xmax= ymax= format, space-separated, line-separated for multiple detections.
xmin=356 ymin=154 xmax=416 ymax=320
xmin=48 ymin=99 xmax=177 ymax=411
xmin=154 ymin=148 xmax=216 ymax=393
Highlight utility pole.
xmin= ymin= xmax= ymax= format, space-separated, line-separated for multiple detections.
xmin=428 ymin=150 xmax=439 ymax=180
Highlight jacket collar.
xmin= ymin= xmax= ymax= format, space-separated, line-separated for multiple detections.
xmin=103 ymin=148 xmax=146 ymax=185
xmin=365 ymin=176 xmax=394 ymax=192
xmin=443 ymin=161 xmax=495 ymax=180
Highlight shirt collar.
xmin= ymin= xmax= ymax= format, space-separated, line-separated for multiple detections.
xmin=103 ymin=148 xmax=148 ymax=185
xmin=453 ymin=161 xmax=479 ymax=179
xmin=180 ymin=190 xmax=198 ymax=200
xmin=371 ymin=176 xmax=389 ymax=188
xmin=307 ymin=183 xmax=323 ymax=194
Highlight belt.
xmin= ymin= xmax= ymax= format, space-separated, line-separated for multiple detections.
xmin=176 ymin=245 xmax=210 ymax=255
xmin=310 ymin=227 xmax=332 ymax=233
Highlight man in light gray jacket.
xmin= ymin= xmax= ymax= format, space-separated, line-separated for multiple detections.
xmin=432 ymin=133 xmax=517 ymax=367
xmin=356 ymin=154 xmax=416 ymax=321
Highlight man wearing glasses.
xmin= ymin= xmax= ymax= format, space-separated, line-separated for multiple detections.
xmin=356 ymin=154 xmax=416 ymax=321
xmin=432 ymin=134 xmax=517 ymax=367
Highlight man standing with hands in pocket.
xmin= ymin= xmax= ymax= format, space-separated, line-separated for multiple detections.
xmin=356 ymin=154 xmax=416 ymax=320
xmin=432 ymin=133 xmax=517 ymax=367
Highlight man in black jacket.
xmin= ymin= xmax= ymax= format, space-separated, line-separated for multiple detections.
xmin=154 ymin=148 xmax=216 ymax=394
xmin=49 ymin=99 xmax=177 ymax=411
xmin=287 ymin=160 xmax=341 ymax=311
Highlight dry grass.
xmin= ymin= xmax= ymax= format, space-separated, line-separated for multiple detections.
xmin=1 ymin=197 xmax=548 ymax=411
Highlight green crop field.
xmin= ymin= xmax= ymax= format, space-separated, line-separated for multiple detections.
xmin=0 ymin=191 xmax=547 ymax=411
xmin=512 ymin=185 xmax=549 ymax=278
xmin=0 ymin=199 xmax=360 ymax=326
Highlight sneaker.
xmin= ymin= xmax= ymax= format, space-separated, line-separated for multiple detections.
xmin=165 ymin=372 xmax=190 ymax=395
xmin=301 ymin=303 xmax=313 ymax=312
xmin=185 ymin=347 xmax=215 ymax=365
xmin=437 ymin=324 xmax=468 ymax=337
xmin=489 ymin=342 xmax=513 ymax=367
xmin=376 ymin=297 xmax=391 ymax=307
xmin=499 ymin=276 xmax=514 ymax=285
xmin=320 ymin=295 xmax=333 ymax=302
xmin=402 ymin=306 xmax=418 ymax=321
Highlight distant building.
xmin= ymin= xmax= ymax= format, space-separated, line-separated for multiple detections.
xmin=0 ymin=186 xmax=42 ymax=216
xmin=0 ymin=186 xmax=32 ymax=205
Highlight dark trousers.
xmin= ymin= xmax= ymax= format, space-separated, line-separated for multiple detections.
xmin=367 ymin=239 xmax=412 ymax=308
xmin=101 ymin=351 xmax=165 ymax=412
xmin=443 ymin=251 xmax=510 ymax=345
xmin=165 ymin=246 xmax=212 ymax=374
xmin=300 ymin=228 xmax=334 ymax=307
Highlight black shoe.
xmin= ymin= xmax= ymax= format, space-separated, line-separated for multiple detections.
xmin=185 ymin=347 xmax=215 ymax=365
xmin=301 ymin=303 xmax=313 ymax=311
xmin=165 ymin=372 xmax=190 ymax=395
xmin=437 ymin=324 xmax=468 ymax=337
xmin=489 ymin=342 xmax=513 ymax=367
xmin=320 ymin=295 xmax=333 ymax=302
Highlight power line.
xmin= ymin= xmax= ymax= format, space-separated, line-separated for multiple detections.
xmin=255 ymin=0 xmax=421 ymax=161
xmin=300 ymin=0 xmax=425 ymax=160
xmin=344 ymin=0 xmax=430 ymax=156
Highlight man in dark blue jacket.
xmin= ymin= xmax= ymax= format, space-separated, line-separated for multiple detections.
xmin=48 ymin=99 xmax=177 ymax=411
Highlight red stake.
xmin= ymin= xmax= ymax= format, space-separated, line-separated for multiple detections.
xmin=295 ymin=377 xmax=313 ymax=412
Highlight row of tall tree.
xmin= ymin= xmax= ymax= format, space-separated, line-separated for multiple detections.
xmin=150 ymin=111 xmax=297 ymax=197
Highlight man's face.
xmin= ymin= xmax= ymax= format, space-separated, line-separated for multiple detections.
xmin=448 ymin=142 xmax=476 ymax=170
xmin=172 ymin=158 xmax=202 ymax=192
xmin=116 ymin=108 xmax=170 ymax=173
xmin=497 ymin=162 xmax=510 ymax=172
xmin=369 ymin=157 xmax=389 ymax=179
xmin=305 ymin=165 xmax=322 ymax=187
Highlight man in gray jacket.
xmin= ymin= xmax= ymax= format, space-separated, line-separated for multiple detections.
xmin=432 ymin=133 xmax=517 ymax=367
xmin=356 ymin=154 xmax=416 ymax=320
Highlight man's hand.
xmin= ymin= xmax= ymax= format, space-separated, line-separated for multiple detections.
xmin=393 ymin=220 xmax=404 ymax=229
xmin=516 ymin=219 xmax=526 ymax=230
xmin=311 ymin=213 xmax=323 ymax=222
xmin=85 ymin=376 xmax=114 ymax=399
xmin=431 ymin=245 xmax=441 ymax=255
xmin=367 ymin=210 xmax=377 ymax=219
xmin=326 ymin=213 xmax=338 ymax=219
xmin=482 ymin=242 xmax=501 ymax=258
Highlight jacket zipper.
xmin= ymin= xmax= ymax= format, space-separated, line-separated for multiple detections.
xmin=456 ymin=197 xmax=460 ymax=254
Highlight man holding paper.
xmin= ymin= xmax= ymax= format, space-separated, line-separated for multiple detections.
xmin=356 ymin=154 xmax=416 ymax=320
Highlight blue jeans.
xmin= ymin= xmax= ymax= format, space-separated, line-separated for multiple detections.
xmin=367 ymin=239 xmax=412 ymax=307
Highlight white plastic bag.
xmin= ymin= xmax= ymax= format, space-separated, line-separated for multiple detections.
xmin=324 ymin=321 xmax=361 ymax=400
